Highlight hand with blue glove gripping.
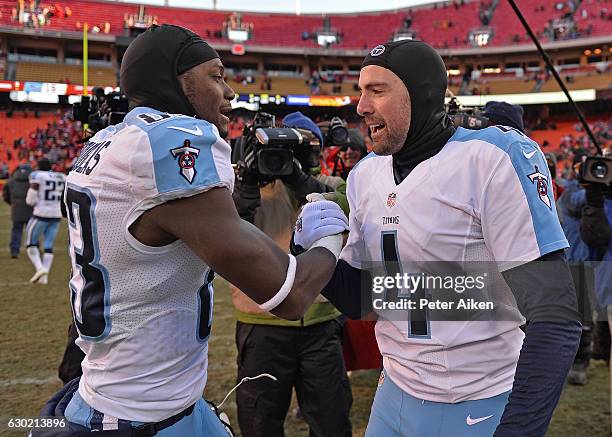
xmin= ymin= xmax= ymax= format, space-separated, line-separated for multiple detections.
xmin=291 ymin=194 xmax=348 ymax=259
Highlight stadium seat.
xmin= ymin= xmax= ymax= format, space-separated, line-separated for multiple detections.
xmin=15 ymin=62 xmax=116 ymax=87
xmin=1 ymin=0 xmax=609 ymax=50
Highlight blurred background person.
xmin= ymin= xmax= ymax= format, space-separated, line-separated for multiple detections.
xmin=24 ymin=157 xmax=66 ymax=285
xmin=231 ymin=112 xmax=352 ymax=437
xmin=2 ymin=163 xmax=33 ymax=259
xmin=482 ymin=100 xmax=525 ymax=133
xmin=557 ymin=153 xmax=598 ymax=385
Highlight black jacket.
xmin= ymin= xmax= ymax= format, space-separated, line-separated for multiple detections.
xmin=3 ymin=166 xmax=33 ymax=223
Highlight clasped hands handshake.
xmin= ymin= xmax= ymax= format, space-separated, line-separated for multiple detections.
xmin=291 ymin=193 xmax=349 ymax=260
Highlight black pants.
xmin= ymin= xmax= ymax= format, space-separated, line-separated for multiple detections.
xmin=10 ymin=220 xmax=27 ymax=256
xmin=58 ymin=322 xmax=85 ymax=384
xmin=569 ymin=263 xmax=595 ymax=367
xmin=235 ymin=320 xmax=352 ymax=437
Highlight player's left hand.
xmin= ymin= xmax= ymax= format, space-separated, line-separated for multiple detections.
xmin=292 ymin=199 xmax=348 ymax=252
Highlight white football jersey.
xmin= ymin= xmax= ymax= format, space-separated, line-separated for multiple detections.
xmin=29 ymin=170 xmax=66 ymax=218
xmin=65 ymin=107 xmax=234 ymax=421
xmin=341 ymin=126 xmax=568 ymax=403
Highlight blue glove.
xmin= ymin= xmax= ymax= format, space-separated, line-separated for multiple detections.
xmin=294 ymin=199 xmax=348 ymax=251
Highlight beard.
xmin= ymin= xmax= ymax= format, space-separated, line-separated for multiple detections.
xmin=370 ymin=103 xmax=410 ymax=156
xmin=372 ymin=125 xmax=408 ymax=156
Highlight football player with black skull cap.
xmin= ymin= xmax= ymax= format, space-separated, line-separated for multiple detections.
xmin=33 ymin=24 xmax=349 ymax=436
xmin=295 ymin=39 xmax=581 ymax=436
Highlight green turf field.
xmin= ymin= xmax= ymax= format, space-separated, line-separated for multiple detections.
xmin=0 ymin=200 xmax=610 ymax=436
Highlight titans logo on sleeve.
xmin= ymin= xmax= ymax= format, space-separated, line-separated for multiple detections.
xmin=171 ymin=139 xmax=200 ymax=183
xmin=526 ymin=165 xmax=551 ymax=209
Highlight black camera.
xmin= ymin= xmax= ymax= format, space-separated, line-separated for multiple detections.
xmin=73 ymin=87 xmax=129 ymax=135
xmin=319 ymin=117 xmax=350 ymax=147
xmin=254 ymin=127 xmax=305 ymax=176
xmin=233 ymin=112 xmax=309 ymax=178
xmin=580 ymin=155 xmax=612 ymax=185
xmin=447 ymin=96 xmax=490 ymax=130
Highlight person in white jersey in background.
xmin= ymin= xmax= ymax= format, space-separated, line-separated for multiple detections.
xmin=25 ymin=157 xmax=66 ymax=285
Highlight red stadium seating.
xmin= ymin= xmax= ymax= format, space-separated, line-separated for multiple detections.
xmin=1 ymin=0 xmax=609 ymax=50
xmin=0 ymin=112 xmax=58 ymax=171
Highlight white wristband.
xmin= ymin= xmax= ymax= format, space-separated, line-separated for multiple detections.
xmin=259 ymin=254 xmax=297 ymax=312
xmin=310 ymin=233 xmax=343 ymax=261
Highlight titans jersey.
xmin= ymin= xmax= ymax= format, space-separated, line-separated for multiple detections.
xmin=29 ymin=170 xmax=66 ymax=218
xmin=341 ymin=126 xmax=568 ymax=403
xmin=65 ymin=107 xmax=234 ymax=422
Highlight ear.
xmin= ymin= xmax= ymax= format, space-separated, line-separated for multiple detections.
xmin=177 ymin=70 xmax=193 ymax=98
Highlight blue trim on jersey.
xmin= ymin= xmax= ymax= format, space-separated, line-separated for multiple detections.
xmin=351 ymin=151 xmax=379 ymax=172
xmin=197 ymin=282 xmax=214 ymax=344
xmin=29 ymin=170 xmax=40 ymax=183
xmin=449 ymin=127 xmax=568 ymax=257
xmin=66 ymin=183 xmax=112 ymax=342
xmin=126 ymin=107 xmax=222 ymax=195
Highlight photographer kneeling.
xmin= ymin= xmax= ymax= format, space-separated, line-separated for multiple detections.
xmin=230 ymin=112 xmax=352 ymax=437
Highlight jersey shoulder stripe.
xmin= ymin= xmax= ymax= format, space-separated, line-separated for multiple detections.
xmin=29 ymin=170 xmax=41 ymax=183
xmin=449 ymin=126 xmax=568 ymax=257
xmin=352 ymin=151 xmax=379 ymax=171
xmin=124 ymin=107 xmax=232 ymax=196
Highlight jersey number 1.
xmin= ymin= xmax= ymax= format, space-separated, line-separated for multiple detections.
xmin=381 ymin=231 xmax=430 ymax=338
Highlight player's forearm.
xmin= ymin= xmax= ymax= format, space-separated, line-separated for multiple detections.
xmin=202 ymin=219 xmax=337 ymax=320
xmin=271 ymin=247 xmax=337 ymax=320
xmin=321 ymin=259 xmax=372 ymax=319
xmin=26 ymin=188 xmax=38 ymax=206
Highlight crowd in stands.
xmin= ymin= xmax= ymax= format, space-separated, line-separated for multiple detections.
xmin=10 ymin=0 xmax=72 ymax=29
xmin=555 ymin=119 xmax=612 ymax=156
xmin=528 ymin=115 xmax=611 ymax=177
xmin=224 ymin=12 xmax=253 ymax=34
xmin=0 ymin=111 xmax=82 ymax=176
xmin=75 ymin=20 xmax=110 ymax=33
xmin=9 ymin=0 xmax=114 ymax=33
xmin=0 ymin=104 xmax=607 ymax=192
xmin=124 ymin=11 xmax=158 ymax=31
xmin=2 ymin=0 xmax=610 ymax=49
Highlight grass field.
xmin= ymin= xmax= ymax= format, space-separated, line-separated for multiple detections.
xmin=0 ymin=200 xmax=610 ymax=436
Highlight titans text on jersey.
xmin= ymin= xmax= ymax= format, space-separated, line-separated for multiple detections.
xmin=341 ymin=125 xmax=568 ymax=403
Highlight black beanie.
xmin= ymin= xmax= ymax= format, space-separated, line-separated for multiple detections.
xmin=362 ymin=40 xmax=455 ymax=183
xmin=120 ymin=24 xmax=220 ymax=116
xmin=483 ymin=101 xmax=525 ymax=133
xmin=347 ymin=128 xmax=367 ymax=156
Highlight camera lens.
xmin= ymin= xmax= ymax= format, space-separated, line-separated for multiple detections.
xmin=331 ymin=127 xmax=348 ymax=145
xmin=266 ymin=152 xmax=285 ymax=174
xmin=592 ymin=161 xmax=608 ymax=179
